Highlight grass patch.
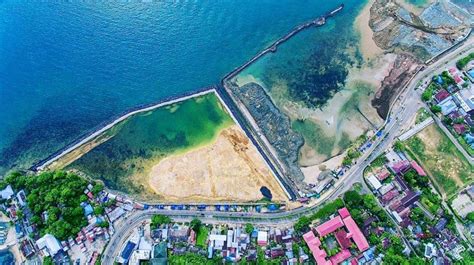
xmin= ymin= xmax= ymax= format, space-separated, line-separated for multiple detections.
xmin=404 ymin=124 xmax=473 ymax=197
xmin=415 ymin=108 xmax=431 ymax=124
xmin=196 ymin=226 xmax=209 ymax=248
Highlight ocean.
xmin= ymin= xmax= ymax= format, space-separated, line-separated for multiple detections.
xmin=0 ymin=0 xmax=365 ymax=174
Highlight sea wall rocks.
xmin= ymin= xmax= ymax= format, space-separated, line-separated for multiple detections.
xmin=230 ymin=82 xmax=305 ymax=183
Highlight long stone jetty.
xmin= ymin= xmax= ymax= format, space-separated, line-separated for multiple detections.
xmin=222 ymin=4 xmax=344 ymax=82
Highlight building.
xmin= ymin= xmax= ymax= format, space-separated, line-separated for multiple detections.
xmin=36 ymin=234 xmax=62 ymax=257
xmin=150 ymin=242 xmax=168 ymax=265
xmin=438 ymin=98 xmax=457 ymax=116
xmin=303 ymin=207 xmax=369 ymax=265
xmin=0 ymin=185 xmax=14 ymax=200
xmin=410 ymin=161 xmax=426 ymax=176
xmin=434 ymin=89 xmax=450 ymax=103
xmin=257 ymin=231 xmax=268 ymax=246
xmin=129 ymin=249 xmax=151 ymax=265
xmin=367 ymin=175 xmax=382 ymax=190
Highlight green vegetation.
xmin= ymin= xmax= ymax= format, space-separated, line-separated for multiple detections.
xmin=244 ymin=223 xmax=254 ymax=234
xmin=190 ymin=218 xmax=202 ymax=233
xmin=294 ymin=199 xmax=344 ymax=232
xmin=456 ymin=52 xmax=474 ymax=70
xmin=4 ymin=171 xmax=92 ymax=240
xmin=440 ymin=71 xmax=456 ymax=87
xmin=169 ymin=252 xmax=220 ymax=265
xmin=68 ymin=93 xmax=234 ymax=195
xmin=151 ymin=214 xmax=172 ymax=229
xmin=415 ymin=108 xmax=431 ymax=124
xmin=404 ymin=124 xmax=473 ymax=197
xmin=421 ymin=83 xmax=435 ymax=102
xmin=430 ymin=105 xmax=441 ymax=114
xmin=196 ymin=226 xmax=209 ymax=248
xmin=403 ymin=169 xmax=441 ymax=215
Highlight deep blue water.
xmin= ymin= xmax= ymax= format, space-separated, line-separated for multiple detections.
xmin=0 ymin=0 xmax=363 ymax=174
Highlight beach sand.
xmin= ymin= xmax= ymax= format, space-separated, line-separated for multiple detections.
xmin=148 ymin=125 xmax=288 ymax=203
xmin=355 ymin=0 xmax=383 ymax=61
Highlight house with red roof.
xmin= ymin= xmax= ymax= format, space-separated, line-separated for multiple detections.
xmin=303 ymin=207 xmax=370 ymax=265
xmin=376 ymin=169 xmax=390 ymax=181
xmin=434 ymin=89 xmax=450 ymax=103
xmin=453 ymin=123 xmax=467 ymax=135
xmin=410 ymin=161 xmax=426 ymax=176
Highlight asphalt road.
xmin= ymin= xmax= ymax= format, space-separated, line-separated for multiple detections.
xmin=102 ymin=36 xmax=474 ymax=265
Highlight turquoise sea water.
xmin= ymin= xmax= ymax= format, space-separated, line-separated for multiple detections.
xmin=0 ymin=250 xmax=14 ymax=265
xmin=0 ymin=0 xmax=364 ymax=174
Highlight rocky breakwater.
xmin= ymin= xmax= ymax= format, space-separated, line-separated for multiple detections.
xmin=230 ymin=82 xmax=305 ymax=186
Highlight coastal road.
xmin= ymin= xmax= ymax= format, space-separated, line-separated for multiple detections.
xmin=102 ymin=31 xmax=473 ymax=265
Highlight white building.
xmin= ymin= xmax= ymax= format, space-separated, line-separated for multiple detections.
xmin=367 ymin=175 xmax=382 ymax=190
xmin=0 ymin=185 xmax=14 ymax=200
xmin=36 ymin=234 xmax=62 ymax=257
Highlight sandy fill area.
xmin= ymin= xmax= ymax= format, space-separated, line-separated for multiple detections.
xmin=149 ymin=125 xmax=288 ymax=202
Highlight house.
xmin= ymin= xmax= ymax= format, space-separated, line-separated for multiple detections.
xmin=257 ymin=231 xmax=268 ymax=246
xmin=168 ymin=227 xmax=189 ymax=243
xmin=438 ymin=98 xmax=457 ymax=116
xmin=367 ymin=175 xmax=382 ymax=190
xmin=150 ymin=242 xmax=167 ymax=265
xmin=119 ymin=241 xmax=137 ymax=264
xmin=424 ymin=243 xmax=437 ymax=259
xmin=83 ymin=204 xmax=94 ymax=216
xmin=36 ymin=234 xmax=62 ymax=257
xmin=129 ymin=250 xmax=151 ymax=265
xmin=0 ymin=185 xmax=14 ymax=200
xmin=453 ymin=123 xmax=467 ymax=135
xmin=410 ymin=161 xmax=426 ymax=176
xmin=388 ymin=160 xmax=411 ymax=175
xmin=378 ymin=183 xmax=394 ymax=196
xmin=107 ymin=207 xmax=125 ymax=223
xmin=400 ymin=190 xmax=421 ymax=208
xmin=434 ymin=89 xmax=450 ymax=103
xmin=376 ymin=169 xmax=390 ymax=181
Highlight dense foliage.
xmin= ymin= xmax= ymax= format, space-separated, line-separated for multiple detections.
xmin=456 ymin=52 xmax=474 ymax=70
xmin=150 ymin=214 xmax=172 ymax=229
xmin=4 ymin=171 xmax=89 ymax=240
xmin=294 ymin=199 xmax=344 ymax=232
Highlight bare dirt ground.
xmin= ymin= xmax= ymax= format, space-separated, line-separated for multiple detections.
xmin=148 ymin=125 xmax=288 ymax=203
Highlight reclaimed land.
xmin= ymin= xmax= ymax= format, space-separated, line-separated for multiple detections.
xmin=50 ymin=92 xmax=287 ymax=202
xmin=404 ymin=124 xmax=473 ymax=198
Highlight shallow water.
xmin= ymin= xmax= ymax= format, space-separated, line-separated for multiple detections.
xmin=68 ymin=93 xmax=233 ymax=194
xmin=1 ymin=0 xmax=365 ymax=174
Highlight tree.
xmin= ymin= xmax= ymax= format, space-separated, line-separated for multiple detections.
xmin=421 ymin=90 xmax=432 ymax=101
xmin=393 ymin=141 xmax=404 ymax=152
xmin=430 ymin=105 xmax=441 ymax=114
xmin=294 ymin=216 xmax=311 ymax=232
xmin=151 ymin=214 xmax=172 ymax=229
xmin=94 ymin=205 xmax=105 ymax=216
xmin=466 ymin=212 xmax=474 ymax=222
xmin=244 ymin=223 xmax=254 ymax=234
xmin=43 ymin=256 xmax=54 ymax=265
xmin=190 ymin=218 xmax=202 ymax=233
xmin=91 ymin=183 xmax=104 ymax=196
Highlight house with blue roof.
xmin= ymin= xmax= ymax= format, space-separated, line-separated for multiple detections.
xmin=83 ymin=204 xmax=94 ymax=216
